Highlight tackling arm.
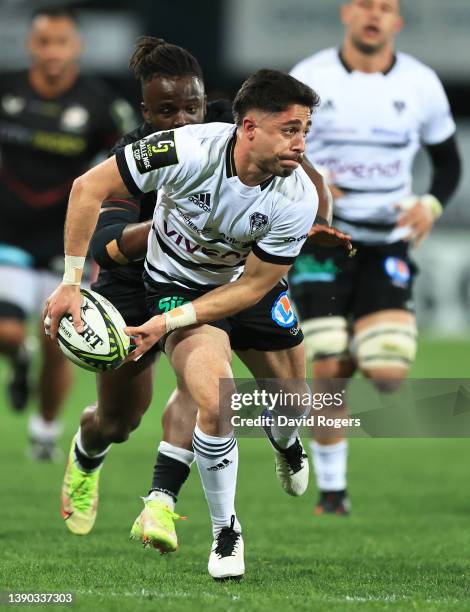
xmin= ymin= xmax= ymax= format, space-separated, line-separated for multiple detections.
xmin=301 ymin=157 xmax=333 ymax=225
xmin=91 ymin=199 xmax=151 ymax=268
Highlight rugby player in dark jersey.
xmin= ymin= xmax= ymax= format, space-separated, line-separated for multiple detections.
xmin=55 ymin=37 xmax=227 ymax=537
xmin=0 ymin=5 xmax=134 ymax=459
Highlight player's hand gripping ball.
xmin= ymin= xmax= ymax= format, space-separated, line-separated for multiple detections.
xmin=56 ymin=289 xmax=130 ymax=372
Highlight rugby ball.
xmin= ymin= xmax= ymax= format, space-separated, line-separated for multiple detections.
xmin=57 ymin=289 xmax=130 ymax=372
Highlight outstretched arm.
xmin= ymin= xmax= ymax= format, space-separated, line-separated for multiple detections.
xmin=44 ymin=156 xmax=130 ymax=339
xmin=125 ymin=251 xmax=290 ymax=361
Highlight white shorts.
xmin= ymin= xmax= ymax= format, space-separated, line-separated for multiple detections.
xmin=0 ymin=265 xmax=62 ymax=318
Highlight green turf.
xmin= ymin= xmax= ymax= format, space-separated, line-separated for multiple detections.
xmin=1 ymin=338 xmax=470 ymax=611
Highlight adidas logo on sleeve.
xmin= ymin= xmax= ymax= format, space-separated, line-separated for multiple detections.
xmin=188 ymin=192 xmax=212 ymax=212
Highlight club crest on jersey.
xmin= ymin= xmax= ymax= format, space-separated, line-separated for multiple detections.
xmin=322 ymin=99 xmax=336 ymax=112
xmin=132 ymin=130 xmax=178 ymax=173
xmin=384 ymin=257 xmax=410 ymax=286
xmin=249 ymin=212 xmax=269 ymax=235
xmin=393 ymin=100 xmax=406 ymax=114
xmin=271 ymin=292 xmax=297 ymax=328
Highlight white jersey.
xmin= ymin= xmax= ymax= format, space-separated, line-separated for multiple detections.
xmin=291 ymin=48 xmax=456 ymax=243
xmin=116 ymin=122 xmax=317 ymax=288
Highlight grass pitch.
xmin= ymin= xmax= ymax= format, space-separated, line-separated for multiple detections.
xmin=1 ymin=338 xmax=470 ymax=611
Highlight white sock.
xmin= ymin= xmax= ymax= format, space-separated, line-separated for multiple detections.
xmin=269 ymin=403 xmax=310 ymax=450
xmin=270 ymin=416 xmax=297 ymax=450
xmin=28 ymin=414 xmax=62 ymax=443
xmin=146 ymin=490 xmax=175 ymax=511
xmin=192 ymin=424 xmax=241 ymax=537
xmin=311 ymin=440 xmax=348 ymax=491
xmin=75 ymin=427 xmax=109 ymax=458
xmin=159 ymin=440 xmax=194 ymax=466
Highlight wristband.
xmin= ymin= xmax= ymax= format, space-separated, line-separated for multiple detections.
xmin=63 ymin=255 xmax=85 ymax=285
xmin=164 ymin=302 xmax=197 ymax=332
xmin=398 ymin=194 xmax=443 ymax=219
xmin=421 ymin=194 xmax=443 ymax=219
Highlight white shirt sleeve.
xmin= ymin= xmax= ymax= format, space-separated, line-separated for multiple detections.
xmin=253 ymin=175 xmax=318 ymax=265
xmin=115 ymin=127 xmax=203 ymax=195
xmin=419 ymin=69 xmax=456 ymax=145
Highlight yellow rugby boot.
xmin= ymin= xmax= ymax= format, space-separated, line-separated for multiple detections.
xmin=60 ymin=436 xmax=101 ymax=535
xmin=130 ymin=498 xmax=186 ymax=554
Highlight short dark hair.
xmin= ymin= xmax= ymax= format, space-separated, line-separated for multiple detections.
xmin=233 ymin=69 xmax=320 ymax=125
xmin=129 ymin=36 xmax=204 ymax=85
xmin=31 ymin=5 xmax=78 ymax=24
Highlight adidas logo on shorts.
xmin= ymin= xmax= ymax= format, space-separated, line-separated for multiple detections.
xmin=207 ymin=458 xmax=233 ymax=471
xmin=188 ymin=192 xmax=212 ymax=212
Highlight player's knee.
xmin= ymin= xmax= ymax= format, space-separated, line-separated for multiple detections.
xmin=369 ymin=376 xmax=406 ymax=394
xmin=99 ymin=414 xmax=141 ymax=444
xmin=302 ymin=316 xmax=349 ymax=364
xmin=354 ymin=320 xmax=417 ymax=385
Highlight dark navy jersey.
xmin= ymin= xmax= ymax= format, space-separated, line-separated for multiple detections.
xmin=0 ymin=69 xmax=134 ymax=268
xmin=93 ymin=99 xmax=233 ymax=291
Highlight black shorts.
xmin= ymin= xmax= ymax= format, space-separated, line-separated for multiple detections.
xmin=288 ymin=241 xmax=417 ymax=322
xmin=144 ymin=273 xmax=303 ymax=352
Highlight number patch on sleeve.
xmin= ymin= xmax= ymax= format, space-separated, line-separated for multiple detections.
xmin=131 ymin=130 xmax=178 ymax=174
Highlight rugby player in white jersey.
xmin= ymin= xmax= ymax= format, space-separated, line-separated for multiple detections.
xmin=44 ymin=69 xmax=323 ymax=579
xmin=289 ymin=0 xmax=461 ymax=514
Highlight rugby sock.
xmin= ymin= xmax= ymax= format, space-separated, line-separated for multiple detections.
xmin=146 ymin=490 xmax=175 ymax=511
xmin=149 ymin=441 xmax=194 ymax=503
xmin=310 ymin=440 xmax=348 ymax=492
xmin=192 ymin=424 xmax=241 ymax=537
xmin=266 ymin=404 xmax=311 ymax=450
xmin=269 ymin=416 xmax=297 ymax=450
xmin=74 ymin=427 xmax=109 ymax=473
xmin=28 ymin=414 xmax=62 ymax=444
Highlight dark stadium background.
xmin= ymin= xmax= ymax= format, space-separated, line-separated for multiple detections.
xmin=1 ymin=0 xmax=469 ymax=332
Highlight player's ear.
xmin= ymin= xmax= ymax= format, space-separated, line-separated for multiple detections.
xmin=242 ymin=116 xmax=257 ymax=140
xmin=394 ymin=14 xmax=404 ymax=35
xmin=340 ymin=3 xmax=351 ymax=27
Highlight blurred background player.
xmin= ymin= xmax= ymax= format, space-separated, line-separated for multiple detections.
xmin=289 ymin=0 xmax=461 ymax=514
xmin=58 ymin=36 xmax=230 ymax=536
xmin=0 ymin=5 xmax=134 ymax=459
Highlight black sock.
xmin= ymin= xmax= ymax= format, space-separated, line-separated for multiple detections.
xmin=149 ymin=451 xmax=191 ymax=500
xmin=74 ymin=443 xmax=105 ymax=472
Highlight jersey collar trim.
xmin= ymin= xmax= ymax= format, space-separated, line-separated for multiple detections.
xmin=225 ymin=130 xmax=275 ymax=191
xmin=337 ymin=48 xmax=397 ymax=76
xmin=225 ymin=131 xmax=237 ymax=179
